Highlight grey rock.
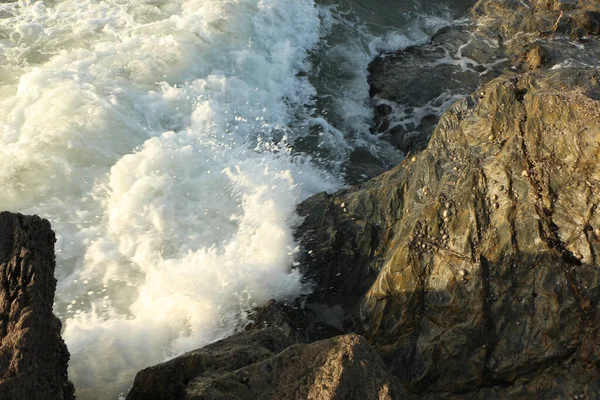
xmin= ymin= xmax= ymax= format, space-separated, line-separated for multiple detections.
xmin=369 ymin=25 xmax=508 ymax=154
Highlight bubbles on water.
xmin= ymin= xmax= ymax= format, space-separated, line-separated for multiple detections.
xmin=1 ymin=0 xmax=338 ymax=397
xmin=0 ymin=0 xmax=461 ymax=398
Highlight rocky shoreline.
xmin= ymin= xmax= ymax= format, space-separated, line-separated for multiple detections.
xmin=0 ymin=212 xmax=74 ymax=400
xmin=1 ymin=0 xmax=599 ymax=398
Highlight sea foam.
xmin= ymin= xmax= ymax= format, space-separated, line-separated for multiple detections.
xmin=0 ymin=0 xmax=458 ymax=397
xmin=0 ymin=0 xmax=338 ymax=397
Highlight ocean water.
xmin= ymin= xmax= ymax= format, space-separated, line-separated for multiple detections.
xmin=0 ymin=0 xmax=470 ymax=397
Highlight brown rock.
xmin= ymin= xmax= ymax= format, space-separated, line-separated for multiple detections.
xmin=360 ymin=70 xmax=600 ymax=397
xmin=472 ymin=0 xmax=600 ymax=39
xmin=298 ymin=69 xmax=600 ymax=398
xmin=524 ymin=44 xmax=547 ymax=70
xmin=0 ymin=212 xmax=75 ymax=400
xmin=127 ymin=329 xmax=405 ymax=400
xmin=127 ymin=328 xmax=294 ymax=400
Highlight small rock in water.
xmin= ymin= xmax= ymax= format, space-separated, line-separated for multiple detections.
xmin=443 ymin=210 xmax=452 ymax=218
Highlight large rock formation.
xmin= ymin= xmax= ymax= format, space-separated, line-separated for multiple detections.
xmin=0 ymin=212 xmax=75 ymax=400
xmin=127 ymin=328 xmax=405 ymax=400
xmin=299 ymin=68 xmax=600 ymax=398
xmin=128 ymin=1 xmax=600 ymax=398
xmin=294 ymin=1 xmax=600 ymax=397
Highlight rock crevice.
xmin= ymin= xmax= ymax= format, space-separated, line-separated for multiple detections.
xmin=123 ymin=1 xmax=600 ymax=398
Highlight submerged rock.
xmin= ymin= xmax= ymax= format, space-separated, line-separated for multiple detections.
xmin=127 ymin=329 xmax=405 ymax=400
xmin=369 ymin=0 xmax=600 ymax=155
xmin=0 ymin=212 xmax=75 ymax=400
xmin=369 ymin=25 xmax=508 ymax=154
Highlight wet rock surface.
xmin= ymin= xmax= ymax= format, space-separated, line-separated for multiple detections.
xmin=300 ymin=67 xmax=600 ymax=397
xmin=364 ymin=69 xmax=600 ymax=397
xmin=369 ymin=24 xmax=508 ymax=153
xmin=0 ymin=212 xmax=75 ymax=400
xmin=370 ymin=0 xmax=600 ymax=155
xmin=123 ymin=0 xmax=600 ymax=398
xmin=127 ymin=328 xmax=405 ymax=400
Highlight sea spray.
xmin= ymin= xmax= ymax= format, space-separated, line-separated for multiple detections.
xmin=1 ymin=0 xmax=338 ymax=397
xmin=0 ymin=0 xmax=460 ymax=397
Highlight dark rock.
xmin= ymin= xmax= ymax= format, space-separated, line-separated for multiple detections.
xmin=345 ymin=147 xmax=387 ymax=185
xmin=369 ymin=0 xmax=600 ymax=155
xmin=127 ymin=328 xmax=295 ymax=400
xmin=294 ymin=190 xmax=385 ymax=328
xmin=369 ymin=25 xmax=508 ymax=154
xmin=300 ymin=69 xmax=600 ymax=398
xmin=245 ymin=299 xmax=346 ymax=344
xmin=244 ymin=299 xmax=309 ymax=342
xmin=0 ymin=212 xmax=75 ymax=400
xmin=128 ymin=330 xmax=406 ymax=400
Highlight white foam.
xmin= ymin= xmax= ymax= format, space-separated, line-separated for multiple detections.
xmin=0 ymin=0 xmax=338 ymax=398
xmin=0 ymin=0 xmax=464 ymax=396
xmin=309 ymin=6 xmax=454 ymax=166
